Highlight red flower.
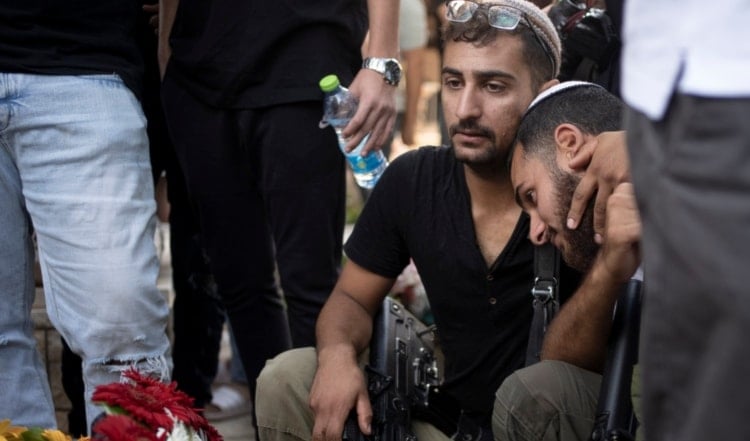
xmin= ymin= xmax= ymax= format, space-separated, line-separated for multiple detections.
xmin=91 ymin=369 xmax=223 ymax=441
xmin=92 ymin=414 xmax=158 ymax=441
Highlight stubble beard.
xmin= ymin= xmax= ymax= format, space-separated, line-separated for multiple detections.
xmin=552 ymin=167 xmax=599 ymax=273
xmin=450 ymin=119 xmax=510 ymax=168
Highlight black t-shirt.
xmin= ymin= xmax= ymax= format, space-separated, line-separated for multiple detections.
xmin=166 ymin=0 xmax=368 ymax=109
xmin=345 ymin=146 xmax=581 ymax=421
xmin=0 ymin=0 xmax=144 ymax=99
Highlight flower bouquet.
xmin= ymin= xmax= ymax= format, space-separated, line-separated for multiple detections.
xmin=1 ymin=369 xmax=222 ymax=441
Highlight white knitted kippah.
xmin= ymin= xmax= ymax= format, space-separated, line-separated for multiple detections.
xmin=477 ymin=0 xmax=562 ymax=77
xmin=525 ymin=80 xmax=604 ymax=114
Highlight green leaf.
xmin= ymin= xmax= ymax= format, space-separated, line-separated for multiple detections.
xmin=20 ymin=428 xmax=45 ymax=441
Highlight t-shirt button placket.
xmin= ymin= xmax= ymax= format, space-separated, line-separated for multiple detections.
xmin=487 ymin=273 xmax=496 ymax=305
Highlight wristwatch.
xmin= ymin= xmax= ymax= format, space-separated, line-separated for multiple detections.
xmin=362 ymin=57 xmax=403 ymax=87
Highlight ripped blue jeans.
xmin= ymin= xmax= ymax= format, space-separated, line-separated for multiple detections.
xmin=0 ymin=73 xmax=172 ymax=429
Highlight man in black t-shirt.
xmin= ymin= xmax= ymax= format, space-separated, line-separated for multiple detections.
xmin=157 ymin=0 xmax=401 ymax=418
xmin=0 ymin=1 xmax=172 ymax=431
xmin=252 ymin=2 xmax=626 ymax=440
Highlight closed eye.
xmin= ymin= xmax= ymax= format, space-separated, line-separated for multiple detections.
xmin=523 ymin=190 xmax=536 ymax=207
xmin=485 ymin=81 xmax=507 ymax=93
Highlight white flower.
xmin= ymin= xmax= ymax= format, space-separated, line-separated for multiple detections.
xmin=157 ymin=408 xmax=207 ymax=441
xmin=166 ymin=421 xmax=203 ymax=441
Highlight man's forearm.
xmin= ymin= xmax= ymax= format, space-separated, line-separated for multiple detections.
xmin=364 ymin=0 xmax=400 ymax=58
xmin=316 ymin=289 xmax=376 ymax=366
xmin=540 ymin=256 xmax=622 ymax=372
xmin=158 ymin=0 xmax=178 ymax=77
xmin=401 ymin=47 xmax=424 ymax=145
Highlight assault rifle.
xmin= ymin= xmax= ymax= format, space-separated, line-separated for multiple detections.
xmin=589 ymin=278 xmax=643 ymax=441
xmin=343 ymin=296 xmax=452 ymax=441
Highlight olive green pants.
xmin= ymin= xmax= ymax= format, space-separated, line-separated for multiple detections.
xmin=494 ymin=361 xmax=602 ymax=441
xmin=255 ymin=348 xmax=624 ymax=441
xmin=255 ymin=347 xmax=450 ymax=441
xmin=255 ymin=348 xmax=611 ymax=441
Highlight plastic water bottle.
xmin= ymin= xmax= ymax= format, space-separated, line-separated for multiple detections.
xmin=319 ymin=74 xmax=388 ymax=189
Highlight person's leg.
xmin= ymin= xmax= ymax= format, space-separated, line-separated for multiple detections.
xmin=255 ymin=348 xmax=318 ymax=441
xmin=167 ymin=151 xmax=226 ymax=408
xmin=256 ymin=102 xmax=346 ymax=348
xmin=493 ymin=360 xmax=601 ymax=441
xmin=412 ymin=420 xmax=452 ymax=441
xmin=0 ymin=74 xmax=56 ymax=428
xmin=202 ymin=319 xmax=252 ymax=421
xmin=161 ymin=75 xmax=291 ymax=397
xmin=228 ymin=324 xmax=248 ymax=384
xmin=9 ymin=73 xmax=172 ymax=429
xmin=626 ymin=96 xmax=750 ymax=441
xmin=61 ymin=338 xmax=88 ymax=437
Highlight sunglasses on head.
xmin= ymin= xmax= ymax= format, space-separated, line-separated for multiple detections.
xmin=445 ymin=0 xmax=556 ymax=74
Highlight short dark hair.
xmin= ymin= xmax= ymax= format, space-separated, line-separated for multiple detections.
xmin=442 ymin=5 xmax=556 ymax=89
xmin=515 ymin=84 xmax=624 ymax=166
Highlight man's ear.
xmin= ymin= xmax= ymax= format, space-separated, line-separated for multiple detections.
xmin=538 ymin=78 xmax=560 ymax=94
xmin=553 ymin=123 xmax=586 ymax=163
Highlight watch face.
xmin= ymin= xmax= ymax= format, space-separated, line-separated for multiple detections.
xmin=364 ymin=57 xmax=402 ymax=86
xmin=384 ymin=60 xmax=402 ymax=86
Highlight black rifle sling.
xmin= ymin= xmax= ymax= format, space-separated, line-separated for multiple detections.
xmin=525 ymin=242 xmax=560 ymax=366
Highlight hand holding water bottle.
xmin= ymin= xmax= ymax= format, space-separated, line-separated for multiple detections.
xmin=319 ymin=74 xmax=388 ymax=189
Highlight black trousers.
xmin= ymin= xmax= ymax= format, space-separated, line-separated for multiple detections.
xmin=161 ymin=75 xmax=346 ymax=394
xmin=168 ymin=154 xmax=226 ymax=409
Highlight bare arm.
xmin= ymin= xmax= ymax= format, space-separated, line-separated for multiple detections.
xmin=542 ymin=183 xmax=641 ymax=372
xmin=343 ymin=0 xmax=400 ymax=155
xmin=400 ymin=46 xmax=425 ymax=146
xmin=157 ymin=0 xmax=179 ymax=79
xmin=310 ymin=260 xmax=395 ymax=441
xmin=540 ymin=254 xmax=623 ymax=372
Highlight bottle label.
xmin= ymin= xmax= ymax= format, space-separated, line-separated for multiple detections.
xmin=346 ymin=152 xmax=383 ymax=173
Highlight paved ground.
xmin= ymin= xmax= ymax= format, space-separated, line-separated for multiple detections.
xmin=212 ymin=412 xmax=256 ymax=441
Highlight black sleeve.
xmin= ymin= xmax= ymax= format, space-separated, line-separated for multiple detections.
xmin=343 ymin=152 xmax=417 ymax=279
xmin=606 ymin=0 xmax=623 ymax=35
